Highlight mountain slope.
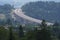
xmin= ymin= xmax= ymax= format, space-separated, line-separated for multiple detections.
xmin=0 ymin=4 xmax=14 ymax=25
xmin=21 ymin=1 xmax=60 ymax=23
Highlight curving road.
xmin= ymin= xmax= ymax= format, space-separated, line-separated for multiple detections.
xmin=13 ymin=9 xmax=53 ymax=25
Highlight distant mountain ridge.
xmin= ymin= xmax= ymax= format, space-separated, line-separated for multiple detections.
xmin=21 ymin=1 xmax=60 ymax=23
xmin=0 ymin=4 xmax=14 ymax=25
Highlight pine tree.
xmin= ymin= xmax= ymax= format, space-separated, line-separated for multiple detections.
xmin=9 ymin=27 xmax=13 ymax=40
xmin=9 ymin=26 xmax=15 ymax=40
xmin=58 ymin=34 xmax=60 ymax=40
xmin=36 ymin=19 xmax=51 ymax=40
xmin=53 ymin=22 xmax=60 ymax=40
xmin=0 ymin=27 xmax=8 ymax=40
xmin=41 ymin=19 xmax=47 ymax=29
xmin=19 ymin=25 xmax=24 ymax=38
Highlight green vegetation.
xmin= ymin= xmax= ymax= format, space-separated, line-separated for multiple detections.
xmin=0 ymin=2 xmax=60 ymax=40
xmin=0 ymin=26 xmax=9 ymax=40
xmin=19 ymin=25 xmax=24 ymax=38
xmin=0 ymin=20 xmax=60 ymax=40
xmin=36 ymin=20 xmax=51 ymax=40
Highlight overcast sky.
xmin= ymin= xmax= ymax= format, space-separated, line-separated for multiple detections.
xmin=0 ymin=0 xmax=60 ymax=8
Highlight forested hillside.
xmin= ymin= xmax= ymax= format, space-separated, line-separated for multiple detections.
xmin=22 ymin=1 xmax=60 ymax=23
